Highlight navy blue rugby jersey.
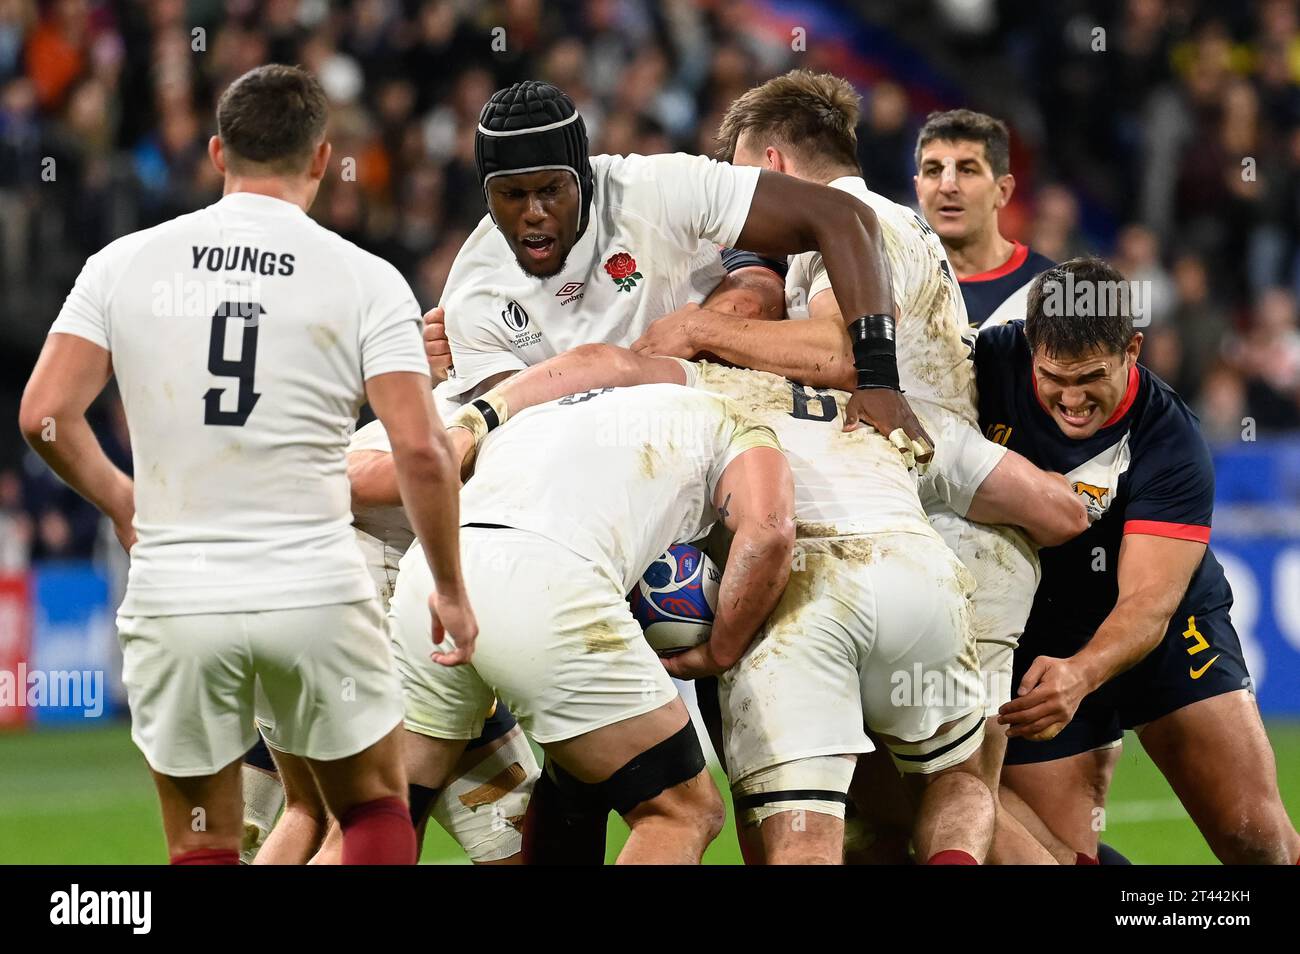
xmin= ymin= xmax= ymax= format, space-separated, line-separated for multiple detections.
xmin=959 ymin=242 xmax=1055 ymax=328
xmin=974 ymin=320 xmax=1233 ymax=645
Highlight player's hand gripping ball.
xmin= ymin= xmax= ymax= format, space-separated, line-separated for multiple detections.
xmin=628 ymin=544 xmax=720 ymax=656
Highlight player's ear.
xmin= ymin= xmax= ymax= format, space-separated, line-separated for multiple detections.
xmin=1126 ymin=332 xmax=1144 ymax=366
xmin=996 ymin=173 xmax=1015 ymax=208
xmin=309 ymin=140 xmax=331 ymax=182
xmin=208 ymin=136 xmax=226 ymax=176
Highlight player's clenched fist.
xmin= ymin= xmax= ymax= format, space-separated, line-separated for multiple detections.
xmin=429 ymin=586 xmax=478 ymax=667
xmin=423 ymin=305 xmax=452 ymax=380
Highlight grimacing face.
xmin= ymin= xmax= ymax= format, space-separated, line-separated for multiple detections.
xmin=486 ymin=169 xmax=581 ymax=278
xmin=914 ymin=138 xmax=1008 ymax=246
xmin=1031 ymin=334 xmax=1143 ymax=439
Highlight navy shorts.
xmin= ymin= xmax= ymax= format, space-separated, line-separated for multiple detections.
xmin=1004 ymin=603 xmax=1250 ymax=765
xmin=466 ymin=700 xmax=518 ymax=751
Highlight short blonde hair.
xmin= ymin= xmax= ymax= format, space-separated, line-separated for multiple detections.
xmin=716 ymin=70 xmax=860 ymax=177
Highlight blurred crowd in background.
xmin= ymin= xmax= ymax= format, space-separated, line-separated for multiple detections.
xmin=3 ymin=0 xmax=1300 ymax=565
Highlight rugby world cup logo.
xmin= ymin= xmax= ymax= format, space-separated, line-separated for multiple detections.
xmin=501 ymin=300 xmax=529 ymax=332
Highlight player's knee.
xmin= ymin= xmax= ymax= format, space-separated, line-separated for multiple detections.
xmin=1205 ymin=803 xmax=1294 ymax=864
xmin=930 ymin=764 xmax=995 ymax=806
xmin=634 ymin=771 xmax=724 ymax=844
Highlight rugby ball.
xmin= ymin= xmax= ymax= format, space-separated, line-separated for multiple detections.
xmin=628 ymin=544 xmax=720 ymax=656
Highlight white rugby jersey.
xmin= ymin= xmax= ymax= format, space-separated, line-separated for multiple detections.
xmin=785 ymin=176 xmax=978 ymax=426
xmin=457 ymin=384 xmax=778 ymax=594
xmin=678 ymin=360 xmax=935 ymax=541
xmin=49 ymin=191 xmax=430 ymax=616
xmin=441 ymin=152 xmax=760 ymax=399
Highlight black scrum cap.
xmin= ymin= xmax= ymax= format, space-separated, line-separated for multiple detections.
xmin=475 ymin=81 xmax=594 ymax=235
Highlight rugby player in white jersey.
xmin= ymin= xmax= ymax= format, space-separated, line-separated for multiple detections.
xmin=18 ymin=65 xmax=472 ymax=865
xmin=388 ymin=384 xmax=797 ymax=863
xmin=631 ymin=71 xmax=1089 ymax=863
xmin=246 ymin=380 xmax=538 ymax=866
xmin=432 ymin=79 xmax=931 ymax=462
xmin=442 ymin=348 xmax=1001 ymax=864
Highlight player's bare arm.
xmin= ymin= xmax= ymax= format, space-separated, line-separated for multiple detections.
xmin=19 ymin=333 xmax=136 ymax=552
xmin=663 ymin=446 xmax=796 ymax=681
xmin=348 ymin=448 xmax=401 ymax=510
xmin=631 ymin=265 xmax=788 ymax=358
xmin=634 ymin=272 xmax=857 ymax=391
xmin=366 ymin=370 xmax=477 ymax=664
xmin=999 ymin=533 xmax=1206 ymax=740
xmin=731 ymin=171 xmax=932 ymax=458
xmin=964 ymin=459 xmax=1088 ymax=547
xmin=447 ymin=344 xmax=686 ymax=471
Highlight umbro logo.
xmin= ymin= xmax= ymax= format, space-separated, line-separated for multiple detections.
xmin=556 ymin=281 xmax=585 ymax=306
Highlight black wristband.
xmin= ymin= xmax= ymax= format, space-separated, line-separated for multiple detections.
xmin=471 ymin=398 xmax=501 ymax=432
xmin=849 ymin=314 xmax=900 ymax=391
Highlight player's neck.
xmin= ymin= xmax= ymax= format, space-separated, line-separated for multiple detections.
xmin=809 ymin=164 xmax=861 ymax=186
xmin=222 ymin=178 xmax=313 ymax=213
xmin=946 ymin=230 xmax=1017 ymax=280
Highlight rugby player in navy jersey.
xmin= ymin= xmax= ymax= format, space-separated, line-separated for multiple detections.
xmin=913 ymin=110 xmax=1054 ymax=329
xmin=977 ymin=257 xmax=1300 ymax=864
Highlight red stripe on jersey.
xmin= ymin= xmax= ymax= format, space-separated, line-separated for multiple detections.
xmin=959 ymin=241 xmax=1029 ymax=283
xmin=1101 ymin=365 xmax=1140 ymax=427
xmin=1123 ymin=520 xmax=1211 ymax=543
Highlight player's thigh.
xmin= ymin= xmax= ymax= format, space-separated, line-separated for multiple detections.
xmin=252 ymin=600 xmax=405 ymax=764
xmin=734 ymin=755 xmax=857 ymax=864
xmin=720 ymin=540 xmax=873 ymax=792
xmin=755 ymin=805 xmax=847 ymax=865
xmin=430 ymin=725 xmax=538 ymax=864
xmin=461 ymin=528 xmax=679 ymax=748
xmin=1137 ymin=690 xmax=1296 ymax=862
xmin=388 ymin=553 xmax=496 ymax=743
xmin=402 ymin=728 xmax=468 ymax=791
xmin=116 ymin=611 xmax=259 ymax=777
xmin=859 ymin=533 xmax=986 ymax=775
xmin=1001 ymin=744 xmax=1120 ymax=853
xmin=150 ymin=755 xmax=246 ymax=853
xmin=546 ymin=694 xmax=692 ymax=783
xmin=548 ymin=695 xmax=721 ymax=833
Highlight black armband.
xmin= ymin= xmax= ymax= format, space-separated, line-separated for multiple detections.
xmin=849 ymin=314 xmax=900 ymax=391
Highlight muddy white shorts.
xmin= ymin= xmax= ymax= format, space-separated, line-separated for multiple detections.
xmin=722 ymin=530 xmax=985 ymax=786
xmin=388 ymin=526 xmax=678 ymax=745
xmin=927 ymin=510 xmax=1040 ymax=715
